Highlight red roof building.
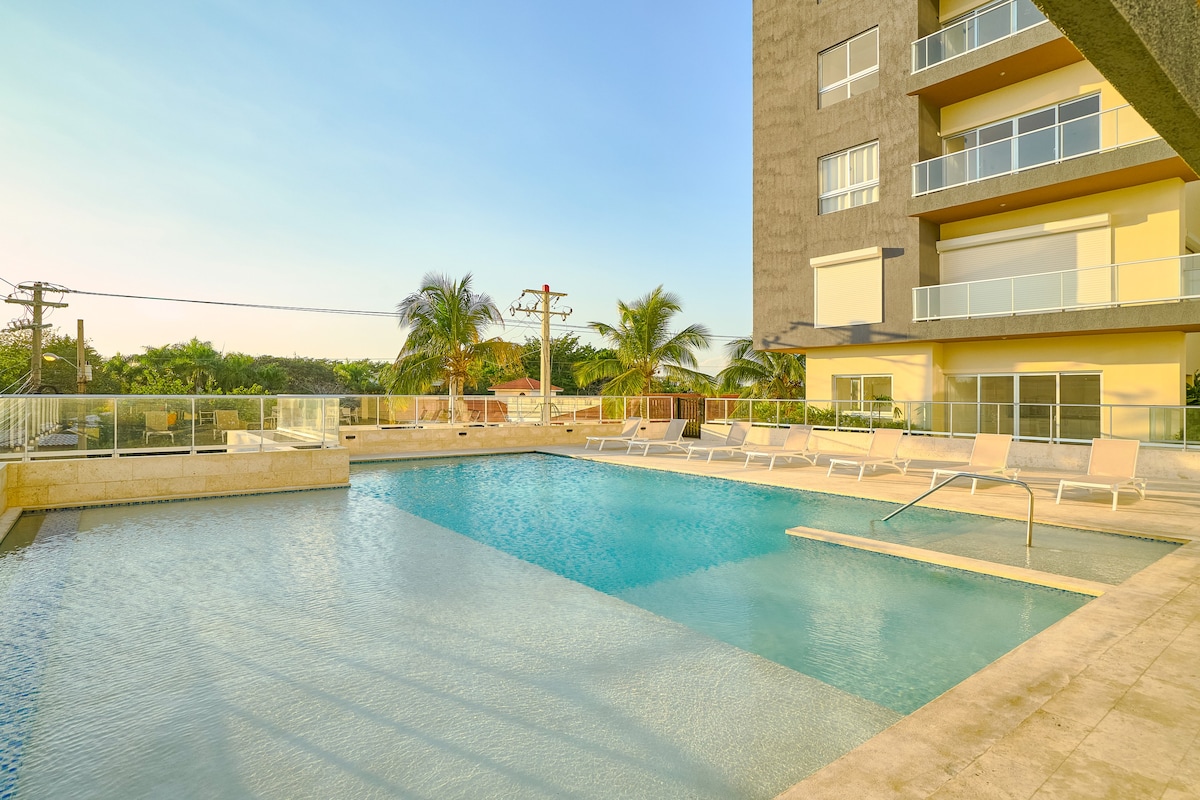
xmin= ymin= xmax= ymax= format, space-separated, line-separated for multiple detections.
xmin=487 ymin=377 xmax=562 ymax=396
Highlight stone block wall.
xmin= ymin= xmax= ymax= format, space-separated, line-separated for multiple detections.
xmin=5 ymin=448 xmax=350 ymax=510
xmin=340 ymin=423 xmax=605 ymax=455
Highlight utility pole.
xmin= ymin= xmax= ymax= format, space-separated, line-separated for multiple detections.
xmin=77 ymin=319 xmax=88 ymax=394
xmin=510 ymin=285 xmax=572 ymax=424
xmin=4 ymin=282 xmax=68 ymax=391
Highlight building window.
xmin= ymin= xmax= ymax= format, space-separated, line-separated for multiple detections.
xmin=943 ymin=372 xmax=1100 ymax=440
xmin=942 ymin=94 xmax=1101 ymax=173
xmin=812 ymin=246 xmax=883 ymax=327
xmin=834 ymin=375 xmax=893 ymax=413
xmin=819 ymin=28 xmax=879 ymax=109
xmin=818 ymin=141 xmax=879 ymax=214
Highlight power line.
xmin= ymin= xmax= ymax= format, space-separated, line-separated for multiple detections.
xmin=55 ymin=284 xmax=750 ymax=340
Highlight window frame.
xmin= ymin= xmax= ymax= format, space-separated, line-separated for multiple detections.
xmin=818 ymin=28 xmax=880 ymax=109
xmin=942 ymin=93 xmax=1101 ymax=155
xmin=818 ymin=141 xmax=880 ymax=215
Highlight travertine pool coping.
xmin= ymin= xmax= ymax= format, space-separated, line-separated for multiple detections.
xmin=353 ymin=445 xmax=1198 ymax=799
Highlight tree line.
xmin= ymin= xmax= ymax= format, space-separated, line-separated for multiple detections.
xmin=0 ymin=276 xmax=806 ymax=398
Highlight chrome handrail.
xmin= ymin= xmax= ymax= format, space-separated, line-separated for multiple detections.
xmin=881 ymin=472 xmax=1035 ymax=546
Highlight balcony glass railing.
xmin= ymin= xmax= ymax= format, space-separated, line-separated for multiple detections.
xmin=913 ymin=104 xmax=1158 ymax=196
xmin=912 ymin=253 xmax=1200 ymax=321
xmin=704 ymin=397 xmax=1200 ymax=449
xmin=912 ymin=0 xmax=1046 ymax=72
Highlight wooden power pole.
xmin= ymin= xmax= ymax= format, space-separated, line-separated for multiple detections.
xmin=5 ymin=282 xmax=69 ymax=391
xmin=510 ymin=285 xmax=572 ymax=424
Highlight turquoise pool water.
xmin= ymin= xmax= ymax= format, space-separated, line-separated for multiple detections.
xmin=354 ymin=454 xmax=1102 ymax=713
xmin=0 ymin=453 xmax=1166 ymax=798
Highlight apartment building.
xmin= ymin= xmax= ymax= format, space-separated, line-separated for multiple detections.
xmin=753 ymin=0 xmax=1200 ymax=441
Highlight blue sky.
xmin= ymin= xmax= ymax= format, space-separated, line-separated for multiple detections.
xmin=0 ymin=1 xmax=750 ymax=368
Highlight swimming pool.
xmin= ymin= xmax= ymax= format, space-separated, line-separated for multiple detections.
xmin=0 ymin=453 xmax=1171 ymax=798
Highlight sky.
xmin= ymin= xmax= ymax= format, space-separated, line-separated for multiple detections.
xmin=0 ymin=0 xmax=750 ymax=370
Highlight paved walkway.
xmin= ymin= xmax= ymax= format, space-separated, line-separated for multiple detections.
xmin=539 ymin=445 xmax=1200 ymax=799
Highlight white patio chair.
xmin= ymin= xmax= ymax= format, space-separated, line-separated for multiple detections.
xmin=686 ymin=421 xmax=751 ymax=462
xmin=742 ymin=425 xmax=818 ymax=470
xmin=929 ymin=433 xmax=1018 ymax=494
xmin=627 ymin=418 xmax=689 ymax=456
xmin=584 ymin=417 xmax=642 ymax=451
xmin=826 ymin=428 xmax=911 ymax=480
xmin=1056 ymin=438 xmax=1146 ymax=512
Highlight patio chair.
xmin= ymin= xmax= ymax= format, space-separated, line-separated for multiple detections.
xmin=626 ymin=418 xmax=689 ymax=456
xmin=686 ymin=421 xmax=751 ymax=462
xmin=826 ymin=428 xmax=910 ymax=480
xmin=1055 ymin=438 xmax=1146 ymax=512
xmin=584 ymin=417 xmax=642 ymax=451
xmin=742 ymin=425 xmax=818 ymax=470
xmin=929 ymin=433 xmax=1018 ymax=494
xmin=143 ymin=411 xmax=175 ymax=444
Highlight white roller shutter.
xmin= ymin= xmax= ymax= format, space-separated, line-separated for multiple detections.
xmin=812 ymin=247 xmax=883 ymax=328
xmin=938 ymin=214 xmax=1112 ymax=284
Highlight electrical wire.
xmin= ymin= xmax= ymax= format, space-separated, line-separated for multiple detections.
xmin=59 ymin=285 xmax=750 ymax=340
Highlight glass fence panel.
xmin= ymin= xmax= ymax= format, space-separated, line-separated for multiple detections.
xmin=115 ymin=397 xmax=195 ymax=452
xmin=913 ymin=0 xmax=1045 ymax=71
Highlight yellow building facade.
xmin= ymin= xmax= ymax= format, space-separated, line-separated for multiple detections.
xmin=755 ymin=0 xmax=1200 ymax=441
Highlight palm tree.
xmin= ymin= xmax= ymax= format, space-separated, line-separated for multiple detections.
xmin=575 ymin=286 xmax=713 ymax=395
xmin=390 ymin=273 xmax=518 ymax=402
xmin=716 ymin=337 xmax=806 ymax=398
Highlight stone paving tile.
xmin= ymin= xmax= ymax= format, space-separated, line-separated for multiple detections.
xmin=1071 ymin=708 xmax=1193 ymax=781
xmin=1160 ymin=732 xmax=1200 ymax=800
xmin=1038 ymin=671 xmax=1131 ymax=728
xmin=1031 ymin=756 xmax=1168 ymax=800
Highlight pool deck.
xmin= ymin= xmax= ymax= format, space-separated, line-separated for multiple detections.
xmin=529 ymin=445 xmax=1200 ymax=800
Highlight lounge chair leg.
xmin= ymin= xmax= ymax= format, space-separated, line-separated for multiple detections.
xmin=707 ymin=451 xmax=715 ymax=463
xmin=1112 ymin=491 xmax=1118 ymax=512
xmin=858 ymin=465 xmax=866 ymax=481
xmin=970 ymin=478 xmax=978 ymax=495
xmin=1056 ymin=482 xmax=1064 ymax=504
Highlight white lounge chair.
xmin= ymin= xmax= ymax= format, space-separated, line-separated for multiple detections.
xmin=627 ymin=418 xmax=689 ymax=456
xmin=1056 ymin=438 xmax=1147 ymax=512
xmin=826 ymin=428 xmax=910 ymax=480
xmin=742 ymin=425 xmax=818 ymax=470
xmin=929 ymin=433 xmax=1018 ymax=494
xmin=686 ymin=421 xmax=751 ymax=462
xmin=584 ymin=417 xmax=642 ymax=451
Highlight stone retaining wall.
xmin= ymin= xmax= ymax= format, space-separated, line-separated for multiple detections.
xmin=339 ymin=423 xmax=604 ymax=455
xmin=5 ymin=448 xmax=350 ymax=510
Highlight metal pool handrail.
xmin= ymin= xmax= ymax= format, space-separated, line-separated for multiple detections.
xmin=881 ymin=473 xmax=1035 ymax=547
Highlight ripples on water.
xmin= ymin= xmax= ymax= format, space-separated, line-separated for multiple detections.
xmin=0 ymin=454 xmax=1127 ymax=798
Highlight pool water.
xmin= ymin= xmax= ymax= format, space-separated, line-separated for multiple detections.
xmin=0 ymin=453 xmax=1165 ymax=799
xmin=353 ymin=454 xmax=1101 ymax=713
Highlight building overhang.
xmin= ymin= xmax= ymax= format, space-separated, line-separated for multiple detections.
xmin=908 ymin=139 xmax=1196 ymax=225
xmin=1032 ymin=0 xmax=1200 ymax=175
xmin=907 ymin=25 xmax=1084 ymax=108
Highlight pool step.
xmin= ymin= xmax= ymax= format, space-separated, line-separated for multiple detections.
xmin=787 ymin=526 xmax=1114 ymax=596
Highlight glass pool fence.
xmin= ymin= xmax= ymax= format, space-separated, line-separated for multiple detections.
xmin=0 ymin=395 xmax=340 ymax=461
xmin=335 ymin=394 xmax=678 ymax=427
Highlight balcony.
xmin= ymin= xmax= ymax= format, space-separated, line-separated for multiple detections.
xmin=913 ymin=104 xmax=1158 ymax=197
xmin=912 ymin=253 xmax=1200 ymax=322
xmin=912 ymin=0 xmax=1047 ymax=73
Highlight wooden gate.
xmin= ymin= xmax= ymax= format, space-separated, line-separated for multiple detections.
xmin=674 ymin=396 xmax=704 ymax=438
